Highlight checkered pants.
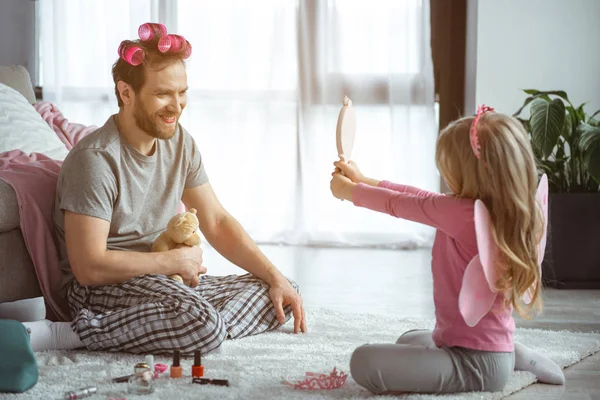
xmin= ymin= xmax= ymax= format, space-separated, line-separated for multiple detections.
xmin=67 ymin=273 xmax=298 ymax=355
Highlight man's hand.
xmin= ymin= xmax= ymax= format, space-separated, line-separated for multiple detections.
xmin=182 ymin=183 xmax=307 ymax=331
xmin=170 ymin=246 xmax=207 ymax=287
xmin=269 ymin=278 xmax=307 ymax=334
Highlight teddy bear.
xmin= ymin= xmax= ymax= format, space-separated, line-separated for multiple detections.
xmin=151 ymin=208 xmax=202 ymax=286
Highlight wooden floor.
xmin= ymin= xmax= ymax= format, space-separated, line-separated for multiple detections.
xmin=206 ymin=244 xmax=600 ymax=399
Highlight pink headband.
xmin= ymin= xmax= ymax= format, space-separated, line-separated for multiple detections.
xmin=118 ymin=22 xmax=192 ymax=66
xmin=470 ymin=104 xmax=495 ymax=160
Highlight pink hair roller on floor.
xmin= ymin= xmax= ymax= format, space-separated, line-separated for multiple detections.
xmin=118 ymin=42 xmax=145 ymax=66
xmin=157 ymin=34 xmax=192 ymax=58
xmin=138 ymin=22 xmax=167 ymax=41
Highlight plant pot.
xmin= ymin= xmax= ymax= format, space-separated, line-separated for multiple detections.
xmin=542 ymin=193 xmax=600 ymax=289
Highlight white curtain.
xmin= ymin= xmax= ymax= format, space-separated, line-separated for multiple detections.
xmin=38 ymin=0 xmax=438 ymax=248
xmin=297 ymin=0 xmax=438 ymax=247
xmin=38 ymin=0 xmax=156 ymax=123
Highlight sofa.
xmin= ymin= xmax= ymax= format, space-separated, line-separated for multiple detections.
xmin=0 ymin=180 xmax=41 ymax=303
xmin=0 ymin=65 xmax=70 ymax=307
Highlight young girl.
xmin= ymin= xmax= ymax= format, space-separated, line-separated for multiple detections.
xmin=330 ymin=106 xmax=565 ymax=394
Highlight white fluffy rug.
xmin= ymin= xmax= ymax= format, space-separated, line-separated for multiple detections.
xmin=3 ymin=308 xmax=600 ymax=400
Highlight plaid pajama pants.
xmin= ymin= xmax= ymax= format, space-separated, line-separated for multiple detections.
xmin=67 ymin=273 xmax=299 ymax=355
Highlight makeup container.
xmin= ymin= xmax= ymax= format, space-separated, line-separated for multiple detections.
xmin=64 ymin=386 xmax=97 ymax=399
xmin=170 ymin=350 xmax=182 ymax=378
xmin=192 ymin=377 xmax=229 ymax=387
xmin=112 ymin=374 xmax=133 ymax=383
xmin=145 ymin=355 xmax=155 ymax=375
xmin=191 ymin=350 xmax=204 ymax=378
xmin=127 ymin=362 xmax=154 ymax=395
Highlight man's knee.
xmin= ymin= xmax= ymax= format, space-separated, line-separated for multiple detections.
xmin=197 ymin=320 xmax=227 ymax=353
xmin=166 ymin=300 xmax=228 ymax=353
xmin=187 ymin=312 xmax=227 ymax=353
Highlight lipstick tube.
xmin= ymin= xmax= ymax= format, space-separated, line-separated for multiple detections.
xmin=192 ymin=377 xmax=229 ymax=387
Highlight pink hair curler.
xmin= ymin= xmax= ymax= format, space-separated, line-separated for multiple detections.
xmin=158 ymin=34 xmax=192 ymax=58
xmin=118 ymin=41 xmax=145 ymax=66
xmin=138 ymin=22 xmax=167 ymax=41
xmin=184 ymin=42 xmax=192 ymax=58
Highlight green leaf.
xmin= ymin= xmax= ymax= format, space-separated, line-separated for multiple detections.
xmin=561 ymin=112 xmax=572 ymax=140
xmin=530 ymin=98 xmax=566 ymax=158
xmin=579 ymin=123 xmax=600 ymax=184
xmin=516 ymin=117 xmax=531 ymax=133
xmin=514 ymin=94 xmax=553 ymax=117
xmin=577 ymin=102 xmax=588 ymax=120
xmin=513 ymin=96 xmax=535 ymax=117
xmin=537 ymin=158 xmax=559 ymax=173
xmin=555 ymin=139 xmax=565 ymax=158
xmin=522 ymin=89 xmax=570 ymax=103
xmin=589 ymin=109 xmax=600 ymax=124
xmin=566 ymin=106 xmax=582 ymax=142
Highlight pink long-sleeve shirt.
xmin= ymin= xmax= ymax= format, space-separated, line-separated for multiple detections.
xmin=353 ymin=181 xmax=515 ymax=352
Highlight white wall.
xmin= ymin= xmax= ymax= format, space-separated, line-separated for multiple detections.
xmin=470 ymin=0 xmax=600 ymax=116
xmin=0 ymin=0 xmax=36 ymax=83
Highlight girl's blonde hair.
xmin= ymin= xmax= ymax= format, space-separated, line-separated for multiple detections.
xmin=435 ymin=112 xmax=544 ymax=318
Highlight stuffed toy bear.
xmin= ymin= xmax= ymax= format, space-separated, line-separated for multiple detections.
xmin=151 ymin=208 xmax=201 ymax=286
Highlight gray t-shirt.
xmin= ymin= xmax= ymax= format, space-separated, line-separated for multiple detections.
xmin=54 ymin=115 xmax=208 ymax=293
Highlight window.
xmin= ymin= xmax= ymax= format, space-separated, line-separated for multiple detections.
xmin=37 ymin=0 xmax=438 ymax=247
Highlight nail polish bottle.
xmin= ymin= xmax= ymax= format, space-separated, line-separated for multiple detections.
xmin=127 ymin=362 xmax=154 ymax=395
xmin=192 ymin=350 xmax=204 ymax=378
xmin=170 ymin=350 xmax=182 ymax=378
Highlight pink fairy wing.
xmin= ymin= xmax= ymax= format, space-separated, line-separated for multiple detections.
xmin=459 ymin=200 xmax=501 ymax=327
xmin=459 ymin=255 xmax=498 ymax=327
xmin=473 ymin=200 xmax=501 ymax=289
xmin=523 ymin=174 xmax=548 ymax=304
xmin=536 ymin=174 xmax=549 ymax=265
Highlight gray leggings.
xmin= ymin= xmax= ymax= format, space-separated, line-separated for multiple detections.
xmin=350 ymin=330 xmax=515 ymax=394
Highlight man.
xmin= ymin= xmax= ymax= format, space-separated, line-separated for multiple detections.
xmin=49 ymin=27 xmax=306 ymax=355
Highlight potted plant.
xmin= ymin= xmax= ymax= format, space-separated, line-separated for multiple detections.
xmin=514 ymin=90 xmax=600 ymax=289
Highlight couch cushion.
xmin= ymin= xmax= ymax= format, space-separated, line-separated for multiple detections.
xmin=0 ymin=181 xmax=20 ymax=232
xmin=0 ymin=229 xmax=41 ymax=303
xmin=0 ymin=83 xmax=69 ymax=160
xmin=0 ymin=65 xmax=36 ymax=105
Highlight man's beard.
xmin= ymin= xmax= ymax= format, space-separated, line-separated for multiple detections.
xmin=133 ymin=101 xmax=179 ymax=140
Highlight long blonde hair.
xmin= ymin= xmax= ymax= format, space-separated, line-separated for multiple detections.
xmin=435 ymin=112 xmax=544 ymax=318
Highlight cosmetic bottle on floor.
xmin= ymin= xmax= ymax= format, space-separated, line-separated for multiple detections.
xmin=127 ymin=362 xmax=154 ymax=395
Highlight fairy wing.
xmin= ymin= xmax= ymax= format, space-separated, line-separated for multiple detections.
xmin=458 ymin=199 xmax=500 ymax=327
xmin=459 ymin=174 xmax=549 ymax=325
xmin=523 ymin=174 xmax=548 ymax=304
